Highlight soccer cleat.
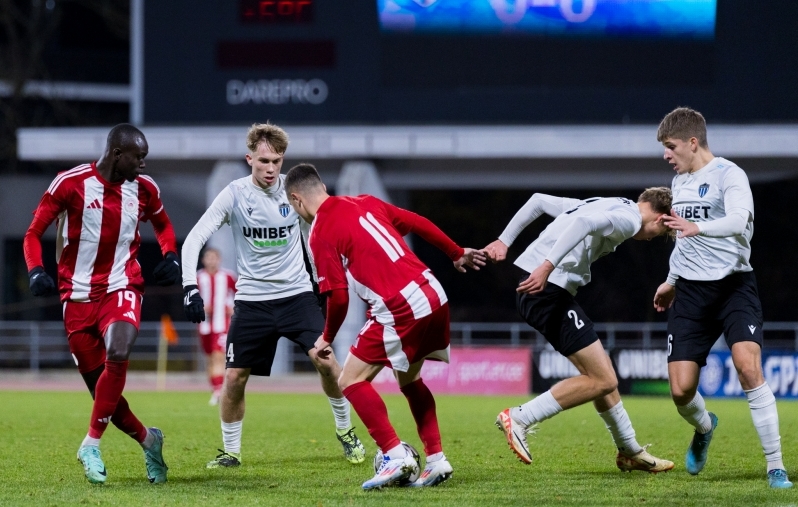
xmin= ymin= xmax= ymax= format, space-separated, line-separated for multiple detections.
xmin=206 ymin=449 xmax=241 ymax=469
xmin=362 ymin=454 xmax=419 ymax=490
xmin=143 ymin=427 xmax=168 ymax=484
xmin=77 ymin=445 xmax=107 ymax=484
xmin=336 ymin=426 xmax=366 ymax=464
xmin=768 ymin=469 xmax=793 ymax=489
xmin=616 ymin=444 xmax=674 ymax=473
xmin=495 ymin=408 xmax=534 ymax=464
xmin=685 ymin=412 xmax=718 ymax=475
xmin=409 ymin=457 xmax=453 ymax=487
xmin=208 ymin=392 xmax=220 ymax=406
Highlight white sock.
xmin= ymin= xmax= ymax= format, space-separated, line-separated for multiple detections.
xmin=511 ymin=390 xmax=563 ymax=428
xmin=597 ymin=401 xmax=643 ymax=456
xmin=81 ymin=435 xmax=101 ymax=448
xmin=676 ymin=392 xmax=713 ymax=434
xmin=222 ymin=420 xmax=243 ymax=455
xmin=328 ymin=397 xmax=351 ymax=430
xmin=426 ymin=452 xmax=444 ymax=463
xmin=386 ymin=443 xmax=408 ymax=460
xmin=745 ymin=382 xmax=784 ymax=472
xmin=140 ymin=429 xmax=155 ymax=449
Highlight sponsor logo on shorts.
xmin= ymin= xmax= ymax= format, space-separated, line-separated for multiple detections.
xmin=123 ymin=310 xmax=137 ymax=321
xmin=749 ymin=325 xmax=757 ymax=334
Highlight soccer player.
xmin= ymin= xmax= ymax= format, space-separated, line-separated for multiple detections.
xmin=181 ymin=123 xmax=366 ymax=468
xmin=284 ymin=163 xmax=486 ymax=490
xmin=652 ymin=107 xmax=791 ymax=488
xmin=23 ymin=124 xmax=181 ymax=485
xmin=485 ymin=188 xmax=675 ymax=473
xmin=196 ymin=248 xmax=236 ymax=405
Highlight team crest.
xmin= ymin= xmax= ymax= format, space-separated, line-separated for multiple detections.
xmin=698 ymin=183 xmax=710 ymax=198
xmin=278 ymin=203 xmax=290 ymax=218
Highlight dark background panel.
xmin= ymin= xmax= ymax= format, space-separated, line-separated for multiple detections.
xmin=144 ymin=0 xmax=798 ymax=124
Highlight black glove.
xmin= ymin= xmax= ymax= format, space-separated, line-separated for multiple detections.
xmin=153 ymin=251 xmax=181 ymax=286
xmin=183 ymin=284 xmax=205 ymax=323
xmin=29 ymin=266 xmax=56 ymax=297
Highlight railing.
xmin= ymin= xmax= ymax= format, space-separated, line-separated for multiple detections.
xmin=3 ymin=321 xmax=798 ymax=372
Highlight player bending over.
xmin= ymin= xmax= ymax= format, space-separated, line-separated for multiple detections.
xmin=24 ymin=124 xmax=181 ymax=484
xmin=653 ymin=107 xmax=791 ymax=488
xmin=182 ymin=123 xmax=365 ymax=468
xmin=285 ymin=163 xmax=486 ymax=489
xmin=485 ymin=188 xmax=675 ymax=473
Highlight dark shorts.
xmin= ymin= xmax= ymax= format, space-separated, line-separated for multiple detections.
xmin=225 ymin=292 xmax=324 ymax=376
xmin=516 ymin=278 xmax=598 ymax=357
xmin=667 ymin=271 xmax=764 ymax=367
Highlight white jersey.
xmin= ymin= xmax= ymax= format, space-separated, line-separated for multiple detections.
xmin=182 ymin=175 xmax=313 ymax=301
xmin=504 ymin=196 xmax=642 ymax=296
xmin=668 ymin=157 xmax=754 ymax=282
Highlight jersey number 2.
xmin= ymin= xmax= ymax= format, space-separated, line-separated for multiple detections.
xmin=567 ymin=310 xmax=585 ymax=329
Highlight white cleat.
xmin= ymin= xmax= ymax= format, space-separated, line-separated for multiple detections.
xmin=496 ymin=408 xmax=534 ymax=464
xmin=409 ymin=457 xmax=453 ymax=487
xmin=362 ymin=454 xmax=419 ymax=490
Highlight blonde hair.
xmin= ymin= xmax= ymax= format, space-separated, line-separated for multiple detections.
xmin=656 ymin=107 xmax=708 ymax=148
xmin=638 ymin=186 xmax=675 ymax=239
xmin=246 ymin=123 xmax=289 ymax=154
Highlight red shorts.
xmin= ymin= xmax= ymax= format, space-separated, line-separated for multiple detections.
xmin=350 ymin=303 xmax=450 ymax=372
xmin=63 ymin=289 xmax=142 ymax=374
xmin=200 ymin=332 xmax=227 ymax=355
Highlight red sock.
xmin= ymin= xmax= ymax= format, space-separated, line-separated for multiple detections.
xmin=400 ymin=378 xmax=442 ymax=455
xmin=343 ymin=381 xmax=401 ymax=453
xmin=111 ymin=395 xmax=148 ymax=443
xmin=211 ymin=375 xmax=224 ymax=392
xmin=88 ymin=360 xmax=128 ymax=439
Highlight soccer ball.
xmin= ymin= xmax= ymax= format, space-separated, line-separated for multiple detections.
xmin=373 ymin=441 xmax=421 ymax=486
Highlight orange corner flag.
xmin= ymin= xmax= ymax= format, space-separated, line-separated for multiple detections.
xmin=160 ymin=314 xmax=179 ymax=345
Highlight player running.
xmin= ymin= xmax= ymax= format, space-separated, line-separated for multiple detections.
xmin=23 ymin=124 xmax=180 ymax=485
xmin=195 ymin=248 xmax=236 ymax=405
xmin=485 ymin=188 xmax=675 ymax=473
xmin=284 ymin=163 xmax=486 ymax=490
xmin=653 ymin=107 xmax=791 ymax=488
xmin=181 ymin=123 xmax=365 ymax=468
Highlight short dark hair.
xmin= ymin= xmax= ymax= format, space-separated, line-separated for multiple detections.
xmin=656 ymin=107 xmax=708 ymax=148
xmin=107 ymin=123 xmax=145 ymax=150
xmin=285 ymin=163 xmax=324 ymax=194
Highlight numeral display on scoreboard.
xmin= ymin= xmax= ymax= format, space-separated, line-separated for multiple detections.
xmin=240 ymin=0 xmax=313 ymax=24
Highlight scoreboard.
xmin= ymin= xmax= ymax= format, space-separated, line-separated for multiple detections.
xmin=144 ymin=1 xmax=798 ymax=125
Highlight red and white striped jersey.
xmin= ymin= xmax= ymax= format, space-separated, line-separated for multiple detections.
xmin=310 ymin=195 xmax=463 ymax=335
xmin=196 ymin=268 xmax=236 ymax=334
xmin=23 ymin=162 xmax=177 ymax=302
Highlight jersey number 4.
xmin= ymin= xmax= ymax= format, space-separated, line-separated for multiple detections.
xmin=359 ymin=212 xmax=405 ymax=261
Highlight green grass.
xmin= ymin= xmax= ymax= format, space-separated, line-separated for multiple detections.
xmin=1 ymin=391 xmax=796 ymax=506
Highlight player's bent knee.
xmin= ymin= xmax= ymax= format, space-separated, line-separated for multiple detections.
xmin=597 ymin=377 xmax=618 ymax=397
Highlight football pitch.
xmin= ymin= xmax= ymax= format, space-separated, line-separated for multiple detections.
xmin=1 ymin=391 xmax=796 ymax=506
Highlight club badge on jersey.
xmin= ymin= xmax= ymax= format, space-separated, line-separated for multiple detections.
xmin=279 ymin=203 xmax=290 ymax=218
xmin=698 ymin=183 xmax=710 ymax=198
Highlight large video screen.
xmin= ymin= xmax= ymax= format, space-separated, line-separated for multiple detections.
xmin=378 ymin=0 xmax=717 ymax=39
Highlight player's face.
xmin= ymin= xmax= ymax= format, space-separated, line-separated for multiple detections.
xmin=114 ymin=137 xmax=148 ymax=182
xmin=246 ymin=142 xmax=284 ymax=189
xmin=202 ymin=250 xmax=220 ymax=271
xmin=632 ymin=203 xmax=669 ymax=240
xmin=661 ymin=137 xmax=697 ymax=175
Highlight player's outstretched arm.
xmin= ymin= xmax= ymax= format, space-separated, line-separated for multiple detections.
xmin=314 ymin=289 xmax=349 ymax=358
xmin=453 ymin=248 xmax=487 ymax=273
xmin=181 ymin=188 xmax=234 ymax=288
xmin=498 ymin=193 xmax=577 ymax=248
xmin=483 ymin=239 xmax=508 ymax=263
xmin=653 ymin=282 xmax=675 ymax=312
